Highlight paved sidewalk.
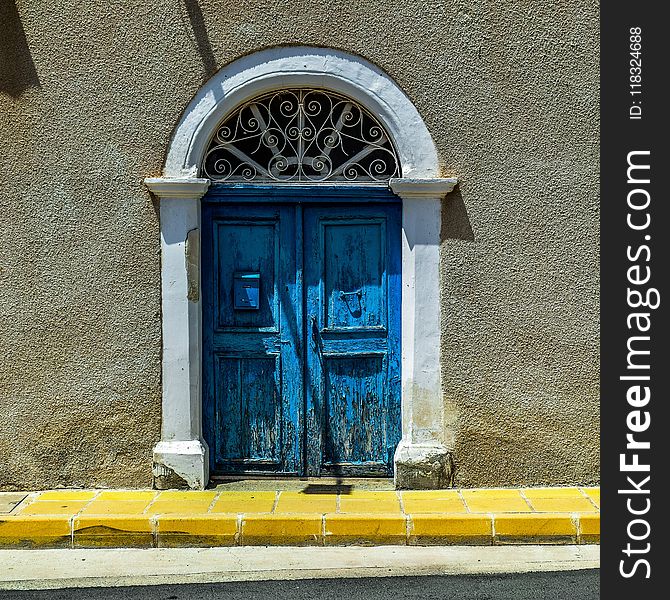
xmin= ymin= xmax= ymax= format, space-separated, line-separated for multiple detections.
xmin=0 ymin=486 xmax=599 ymax=549
xmin=0 ymin=546 xmax=600 ymax=590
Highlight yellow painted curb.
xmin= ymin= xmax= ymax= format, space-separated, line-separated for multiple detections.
xmin=156 ymin=514 xmax=238 ymax=548
xmin=408 ymin=514 xmax=492 ymax=546
xmin=324 ymin=513 xmax=407 ymax=546
xmin=73 ymin=515 xmax=154 ymax=548
xmin=0 ymin=516 xmax=71 ymax=548
xmin=494 ymin=513 xmax=578 ymax=544
xmin=0 ymin=487 xmax=600 ymax=548
xmin=579 ymin=514 xmax=600 ymax=544
xmin=240 ymin=513 xmax=322 ymax=546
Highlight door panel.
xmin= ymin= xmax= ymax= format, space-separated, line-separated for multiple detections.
xmin=215 ymin=355 xmax=281 ymax=465
xmin=323 ymin=355 xmax=385 ymax=467
xmin=214 ymin=222 xmax=278 ymax=330
xmin=323 ymin=221 xmax=385 ymax=329
xmin=202 ymin=203 xmax=302 ymax=475
xmin=304 ymin=204 xmax=401 ymax=476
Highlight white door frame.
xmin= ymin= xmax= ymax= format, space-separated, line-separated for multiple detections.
xmin=145 ymin=47 xmax=457 ymax=489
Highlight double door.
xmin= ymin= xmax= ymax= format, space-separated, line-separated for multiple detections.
xmin=202 ymin=191 xmax=401 ymax=477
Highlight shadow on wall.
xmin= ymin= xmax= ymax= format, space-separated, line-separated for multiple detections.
xmin=181 ymin=0 xmax=218 ymax=79
xmin=442 ymin=185 xmax=475 ymax=242
xmin=0 ymin=1 xmax=41 ymax=97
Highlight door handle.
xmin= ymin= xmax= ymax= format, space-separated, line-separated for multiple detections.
xmin=309 ymin=315 xmax=320 ymax=351
xmin=339 ymin=289 xmax=363 ymax=317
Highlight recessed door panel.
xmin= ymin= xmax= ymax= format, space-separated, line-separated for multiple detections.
xmin=215 ymin=222 xmax=278 ymax=330
xmin=215 ymin=355 xmax=281 ymax=466
xmin=323 ymin=221 xmax=385 ymax=330
xmin=323 ymin=355 xmax=386 ymax=468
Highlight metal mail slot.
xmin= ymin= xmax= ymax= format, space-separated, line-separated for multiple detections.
xmin=233 ymin=272 xmax=260 ymax=310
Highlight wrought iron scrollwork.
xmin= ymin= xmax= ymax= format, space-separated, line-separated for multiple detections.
xmin=202 ymin=89 xmax=400 ymax=183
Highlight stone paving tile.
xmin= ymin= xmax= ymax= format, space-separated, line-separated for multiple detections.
xmin=522 ymin=487 xmax=584 ymax=499
xmin=157 ymin=490 xmax=218 ymax=502
xmin=38 ymin=490 xmax=97 ymax=501
xmin=461 ymin=490 xmax=532 ymax=513
xmin=96 ymin=491 xmax=156 ymax=502
xmin=210 ymin=491 xmax=276 ymax=514
xmin=0 ymin=493 xmax=27 ymax=514
xmin=339 ymin=491 xmax=401 ymax=514
xmin=581 ymin=487 xmax=600 ymax=508
xmin=79 ymin=500 xmax=154 ymax=515
xmin=401 ymin=490 xmax=467 ymax=514
xmin=211 ymin=478 xmax=395 ymax=492
xmin=19 ymin=500 xmax=91 ymax=515
xmin=275 ymin=491 xmax=336 ymax=513
xmin=146 ymin=499 xmax=215 ymax=515
xmin=526 ymin=497 xmax=598 ymax=513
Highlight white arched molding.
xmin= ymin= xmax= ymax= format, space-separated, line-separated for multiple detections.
xmin=164 ymin=47 xmax=438 ymax=179
xmin=145 ymin=47 xmax=458 ymax=489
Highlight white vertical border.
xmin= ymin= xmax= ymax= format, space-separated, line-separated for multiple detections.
xmin=390 ymin=178 xmax=457 ymax=489
xmin=145 ymin=47 xmax=458 ymax=489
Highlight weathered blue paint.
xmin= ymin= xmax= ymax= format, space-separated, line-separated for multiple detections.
xmin=202 ymin=186 xmax=401 ymax=476
xmin=202 ymin=203 xmax=302 ymax=475
xmin=205 ymin=184 xmax=401 ymax=203
xmin=304 ymin=204 xmax=401 ymax=476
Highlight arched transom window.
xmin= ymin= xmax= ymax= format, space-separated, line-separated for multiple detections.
xmin=202 ymin=88 xmax=401 ymax=183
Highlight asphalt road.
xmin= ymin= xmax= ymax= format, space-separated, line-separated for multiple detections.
xmin=0 ymin=570 xmax=599 ymax=600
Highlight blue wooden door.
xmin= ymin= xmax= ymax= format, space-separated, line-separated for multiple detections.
xmin=304 ymin=204 xmax=401 ymax=476
xmin=202 ymin=203 xmax=303 ymax=475
xmin=202 ymin=188 xmax=401 ymax=477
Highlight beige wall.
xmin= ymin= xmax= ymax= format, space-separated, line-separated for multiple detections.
xmin=0 ymin=0 xmax=599 ymax=489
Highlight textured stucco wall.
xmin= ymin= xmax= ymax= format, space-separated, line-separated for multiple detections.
xmin=0 ymin=0 xmax=599 ymax=489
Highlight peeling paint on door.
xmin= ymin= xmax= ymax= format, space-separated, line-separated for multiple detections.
xmin=202 ymin=187 xmax=401 ymax=476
